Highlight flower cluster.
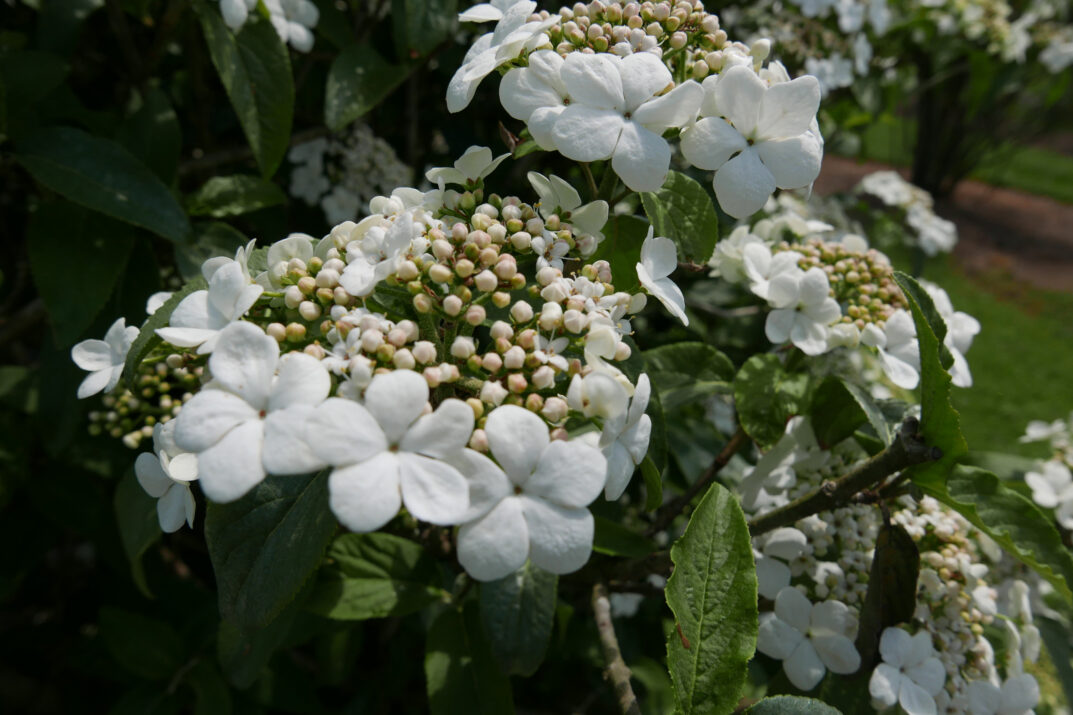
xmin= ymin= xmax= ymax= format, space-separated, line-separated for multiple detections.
xmin=742 ymin=418 xmax=1044 ymax=713
xmin=68 ymin=148 xmax=696 ymax=582
xmin=451 ymin=0 xmax=825 ymax=217
xmin=1021 ymin=413 xmax=1073 ymax=531
xmin=288 ymin=124 xmax=412 ymax=226
xmin=217 ymin=0 xmax=319 ymax=52
xmin=858 ymin=171 xmax=958 ymax=257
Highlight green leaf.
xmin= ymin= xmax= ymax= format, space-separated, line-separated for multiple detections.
xmin=176 ymin=222 xmax=249 ymax=281
xmin=187 ymin=175 xmax=285 ymax=217
xmin=589 ymin=214 xmax=649 ymax=293
xmin=391 ymin=0 xmax=457 ymax=58
xmin=425 ymin=602 xmax=514 ymax=714
xmin=325 ymin=44 xmax=413 ymax=130
xmin=196 ymin=7 xmax=294 ymax=177
xmin=99 ymin=607 xmax=185 ymax=681
xmin=917 ymin=465 xmax=1073 ymax=603
xmin=186 ymin=660 xmax=233 ymax=715
xmin=644 ymin=342 xmax=734 ymax=409
xmin=205 ymin=471 xmax=338 ymax=629
xmin=854 ymin=522 xmax=919 ymax=668
xmin=593 ymin=516 xmax=656 ymax=558
xmin=733 ymin=354 xmax=811 ymax=447
xmin=217 ymin=602 xmax=301 ymax=689
xmin=1038 ymin=616 xmax=1073 ymax=708
xmin=113 ymin=468 xmax=161 ymax=598
xmin=28 ymin=200 xmax=136 ymax=346
xmin=809 ymin=376 xmax=890 ymax=448
xmin=123 ymin=276 xmax=208 ymax=390
xmin=16 ymin=127 xmax=191 ymax=242
xmin=641 ymin=455 xmax=663 ymax=511
xmin=746 ymin=696 xmax=841 ymax=714
xmin=0 ymin=49 xmax=68 ymax=135
xmin=639 ymin=171 xmax=719 ymax=263
xmin=305 ymin=532 xmax=447 ymax=620
xmin=116 ymin=87 xmax=181 ymax=185
xmin=478 ymin=561 xmax=558 ymax=676
xmin=631 ymin=656 xmax=675 ymax=715
xmin=666 ymin=483 xmax=757 ymax=715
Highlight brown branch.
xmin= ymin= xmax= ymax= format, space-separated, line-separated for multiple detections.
xmin=747 ymin=418 xmax=939 ymax=536
xmin=592 ymin=583 xmax=642 ymax=715
xmin=647 ymin=427 xmax=749 ymax=536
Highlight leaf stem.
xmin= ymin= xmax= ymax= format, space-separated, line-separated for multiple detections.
xmin=746 ymin=418 xmax=939 ymax=536
xmin=647 ymin=427 xmax=749 ymax=536
xmin=592 ymin=583 xmax=643 ymax=715
xmin=580 ymin=162 xmax=599 ymax=202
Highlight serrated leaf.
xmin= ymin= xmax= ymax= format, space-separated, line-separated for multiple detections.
xmin=589 ymin=214 xmax=649 ymax=293
xmin=305 ymin=532 xmax=446 ymax=620
xmin=810 ymin=376 xmax=891 ymax=448
xmin=123 ymin=277 xmax=208 ymax=390
xmin=205 ymin=471 xmax=338 ymax=629
xmin=425 ymin=602 xmax=515 ymax=714
xmin=187 ymin=175 xmax=285 ymax=217
xmin=16 ymin=127 xmax=191 ymax=242
xmin=666 ymin=483 xmax=757 ymax=715
xmin=917 ymin=465 xmax=1073 ymax=603
xmin=113 ymin=468 xmax=161 ymax=598
xmin=196 ymin=7 xmax=294 ymax=177
xmin=747 ymin=696 xmax=841 ymax=714
xmin=325 ymin=44 xmax=413 ymax=130
xmin=27 ymin=199 xmax=136 ymax=346
xmin=644 ymin=342 xmax=734 ymax=409
xmin=479 ymin=561 xmax=557 ymax=676
xmin=594 ymin=516 xmax=656 ymax=557
xmin=99 ymin=607 xmax=185 ymax=681
xmin=640 ymin=171 xmax=719 ymax=263
xmin=734 ymin=354 xmax=811 ymax=447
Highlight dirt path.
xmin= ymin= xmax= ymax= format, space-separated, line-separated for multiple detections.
xmin=814 ymin=156 xmax=1073 ymax=294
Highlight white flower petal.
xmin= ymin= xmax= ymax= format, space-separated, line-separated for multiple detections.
xmin=869 ymin=663 xmax=902 ymax=707
xmin=445 ymin=448 xmax=513 ymax=521
xmin=551 ymin=104 xmax=625 ymax=162
xmin=196 ymin=419 xmax=266 ymax=503
xmin=399 ymin=398 xmax=474 ymax=459
xmin=304 ymin=398 xmax=388 ymax=466
xmin=174 ymin=390 xmax=259 ymax=453
xmin=713 ymin=147 xmax=777 ymax=219
xmin=363 ymin=370 xmax=429 ymax=444
xmin=757 ymin=76 xmax=821 ymax=139
xmin=328 ymin=453 xmax=402 ymax=532
xmin=519 ymin=495 xmax=594 ymax=574
xmin=712 ymin=65 xmax=765 ymax=137
xmin=135 ymin=453 xmax=172 ymax=498
xmin=632 ymin=81 xmax=703 ymax=132
xmin=783 ymin=639 xmax=826 ymax=691
xmin=398 ymin=453 xmax=470 ymax=525
xmin=603 ymin=442 xmax=634 ymax=501
xmin=756 ymin=556 xmax=792 ymax=600
xmin=207 ymin=322 xmax=279 ymax=409
xmin=262 ymin=405 xmax=328 ymax=475
xmin=774 ymin=586 xmax=813 ymax=632
xmin=500 ymin=66 xmax=563 ymax=120
xmin=680 ymin=117 xmax=748 ymax=171
xmin=618 ymin=51 xmax=671 ymax=111
xmin=812 ymin=633 xmax=860 ymax=675
xmin=756 ymin=134 xmax=823 ymax=190
xmin=485 ymin=404 xmax=550 ymax=485
xmin=560 ymin=52 xmax=623 ymax=110
xmin=898 ymin=678 xmax=938 ymax=715
xmin=906 ymin=657 xmax=946 ymax=697
xmin=157 ymin=485 xmax=188 ymax=533
xmin=77 ymin=368 xmax=114 ymax=399
xmin=612 ymin=121 xmax=671 ymax=192
xmin=457 ymin=496 xmax=530 ymax=581
xmin=71 ymin=339 xmax=113 ymax=371
xmin=268 ymin=352 xmax=330 ymax=411
xmin=757 ymin=611 xmax=805 ymax=660
xmin=765 ymin=308 xmax=796 ymax=345
xmin=879 ymin=627 xmax=913 ymax=669
xmin=525 ymin=439 xmax=606 ymax=508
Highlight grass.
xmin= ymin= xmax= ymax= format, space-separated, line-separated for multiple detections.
xmin=853 ymin=116 xmax=1073 ymax=205
xmin=920 ymin=257 xmax=1073 ymax=457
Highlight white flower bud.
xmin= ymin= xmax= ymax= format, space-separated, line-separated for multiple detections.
xmin=541 ymin=396 xmax=569 ymax=423
xmin=361 ymin=329 xmax=384 ymax=353
xmin=540 ymin=281 xmax=570 ymax=303
xmin=393 ymin=348 xmax=416 ymax=370
xmin=614 ymin=341 xmax=632 ymax=361
xmin=494 ymin=256 xmax=517 ymax=280
xmin=412 ymin=341 xmax=437 ymax=364
xmin=536 ymin=266 xmax=559 ymax=286
xmin=751 ymin=38 xmax=771 ymax=61
xmin=303 ymin=343 xmax=325 ymax=359
xmin=507 ymin=373 xmax=528 ymax=393
xmin=284 ymin=285 xmax=303 ymax=309
xmin=443 ymin=295 xmax=463 ymax=316
xmin=532 ymin=365 xmax=556 ymax=389
xmin=465 ymin=305 xmax=486 ymax=326
xmin=316 ymin=269 xmax=340 ymax=289
xmin=502 ymin=345 xmax=525 ymax=370
xmin=480 ymin=380 xmax=508 ymax=405
xmin=539 ymin=302 xmax=563 ymax=331
xmin=526 ymin=217 xmax=545 ymax=235
xmin=451 ymin=336 xmax=476 ymax=359
xmin=563 ymin=309 xmax=588 ymax=333
xmin=482 ymin=352 xmax=503 ymax=373
xmin=348 ymin=355 xmax=374 ymax=387
xmin=397 ymin=260 xmax=420 ymax=281
xmin=510 ymin=231 xmax=533 ymax=251
xmin=469 ymin=428 xmax=490 ymax=451
xmin=510 ymin=301 xmax=534 ymax=323
xmin=423 ymin=367 xmax=441 ymax=388
xmin=474 ymin=270 xmax=499 ymax=292
xmin=490 ymin=321 xmax=514 ymax=341
xmin=488 ymin=224 xmax=507 ymax=244
xmin=429 ymin=263 xmax=453 ymax=284
xmin=299 ymin=301 xmax=322 ymax=321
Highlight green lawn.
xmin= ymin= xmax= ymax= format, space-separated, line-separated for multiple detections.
xmin=855 ymin=117 xmax=1073 ymax=205
xmin=921 ymin=257 xmax=1073 ymax=457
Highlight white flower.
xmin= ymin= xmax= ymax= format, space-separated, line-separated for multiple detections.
xmin=303 ymin=370 xmax=474 ymax=532
xmin=71 ymin=317 xmax=139 ymax=399
xmin=339 ymin=211 xmax=419 ymax=297
xmin=155 ymin=261 xmax=264 ymax=354
xmin=174 ymin=322 xmax=331 ymax=502
xmin=757 ymin=587 xmax=861 ymax=691
xmin=219 ymin=0 xmax=256 ymax=30
xmin=599 ymin=374 xmax=652 ymax=500
xmin=853 ymin=33 xmax=873 ymax=75
xmin=447 ymin=2 xmax=558 ymax=113
xmin=708 ymin=226 xmax=765 ymax=283
xmin=527 ymin=171 xmax=609 ymax=239
xmin=500 ymin=51 xmax=571 ymax=150
xmin=923 ymin=281 xmax=978 ymax=387
xmin=426 ymin=145 xmax=509 ymax=188
xmin=256 ymin=233 xmax=316 ymax=288
xmin=907 ymin=205 xmax=958 ymax=256
xmin=636 ymin=228 xmax=688 ymax=326
xmin=966 ymin=674 xmax=1040 ymax=715
xmin=458 ymin=0 xmax=525 ymax=23
xmin=549 ymin=52 xmax=703 ymax=192
xmin=567 ymin=372 xmax=629 ymax=420
xmin=861 ymin=310 xmax=920 ymax=390
xmin=738 ymin=417 xmax=828 ymax=511
xmin=869 ymin=628 xmax=946 ymax=715
xmin=1025 ymin=460 xmax=1073 ymax=525
xmin=264 ymin=0 xmax=319 ymax=53
xmin=135 ymin=422 xmax=199 ymax=533
xmin=451 ymin=405 xmax=607 ymax=580
xmin=533 ymin=334 xmax=569 ymax=371
xmin=146 ymin=292 xmax=172 ymax=316
xmin=804 ymin=55 xmax=854 ymax=96
xmin=680 ymin=65 xmax=822 ymax=218
xmin=743 ymin=243 xmax=804 ymax=302
xmin=763 ymin=267 xmax=841 ymax=356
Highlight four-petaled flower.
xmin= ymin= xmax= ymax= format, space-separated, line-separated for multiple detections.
xmin=426 ymin=145 xmax=510 ymax=189
xmin=135 ymin=422 xmax=199 ymax=533
xmin=868 ymin=627 xmax=946 ymax=715
xmin=156 ymin=260 xmax=264 ymax=354
xmin=599 ymin=373 xmax=652 ymax=500
xmin=763 ymin=266 xmax=841 ymax=356
xmin=71 ymin=317 xmax=139 ymax=399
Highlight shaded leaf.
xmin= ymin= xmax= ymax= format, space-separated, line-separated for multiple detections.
xmin=854 ymin=522 xmax=919 ymax=668
xmin=645 ymin=342 xmax=734 ymax=409
xmin=113 ymin=468 xmax=161 ymax=598
xmin=734 ymin=354 xmax=811 ymax=447
xmin=747 ymin=696 xmax=841 ymax=714
xmin=425 ymin=602 xmax=514 ymax=714
xmin=589 ymin=214 xmax=649 ymax=293
xmin=593 ymin=516 xmax=656 ymax=558
xmin=186 ymin=660 xmax=233 ymax=715
xmin=810 ymin=376 xmax=890 ymax=448
xmin=117 ymin=87 xmax=181 ymax=185
xmin=392 ymin=0 xmax=458 ymax=58
xmin=99 ymin=607 xmax=184 ymax=681
xmin=641 ymin=455 xmax=663 ymax=511
xmin=325 ymin=44 xmax=413 ymax=130
xmin=640 ymin=171 xmax=720 ymax=263
xmin=666 ymin=484 xmax=757 ymax=715
xmin=187 ymin=175 xmax=286 ymax=217
xmin=479 ymin=562 xmax=557 ymax=676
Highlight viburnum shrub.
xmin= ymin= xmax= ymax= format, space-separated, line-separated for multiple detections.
xmin=44 ymin=0 xmax=1073 ymax=712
